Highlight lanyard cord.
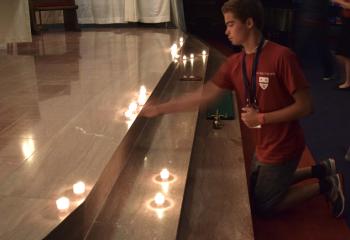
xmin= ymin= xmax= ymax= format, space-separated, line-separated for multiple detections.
xmin=242 ymin=36 xmax=265 ymax=107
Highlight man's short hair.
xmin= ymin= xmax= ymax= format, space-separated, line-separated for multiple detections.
xmin=221 ymin=0 xmax=264 ymax=31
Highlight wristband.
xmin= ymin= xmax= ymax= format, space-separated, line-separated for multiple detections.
xmin=258 ymin=113 xmax=265 ymax=125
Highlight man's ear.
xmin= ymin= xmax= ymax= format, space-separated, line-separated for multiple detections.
xmin=246 ymin=17 xmax=254 ymax=29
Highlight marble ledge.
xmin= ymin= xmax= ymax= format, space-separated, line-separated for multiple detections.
xmin=0 ymin=28 xmax=187 ymax=239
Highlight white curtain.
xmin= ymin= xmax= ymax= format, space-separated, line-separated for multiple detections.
xmin=124 ymin=0 xmax=137 ymax=22
xmin=76 ymin=0 xmax=125 ymax=24
xmin=134 ymin=0 xmax=170 ymax=23
xmin=76 ymin=0 xmax=170 ymax=24
xmin=39 ymin=0 xmax=187 ymax=30
xmin=0 ymin=0 xmax=32 ymax=44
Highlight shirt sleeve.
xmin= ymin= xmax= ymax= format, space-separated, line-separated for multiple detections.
xmin=278 ymin=49 xmax=310 ymax=95
xmin=211 ymin=58 xmax=234 ymax=90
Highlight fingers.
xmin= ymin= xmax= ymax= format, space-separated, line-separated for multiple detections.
xmin=140 ymin=106 xmax=153 ymax=117
xmin=241 ymin=107 xmax=252 ymax=121
xmin=145 ymin=98 xmax=160 ymax=107
xmin=241 ymin=113 xmax=248 ymax=124
xmin=241 ymin=106 xmax=254 ymax=113
xmin=241 ymin=107 xmax=249 ymax=112
xmin=140 ymin=105 xmax=159 ymax=118
xmin=240 ymin=107 xmax=258 ymax=128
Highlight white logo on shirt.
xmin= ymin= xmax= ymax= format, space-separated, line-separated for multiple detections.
xmin=259 ymin=76 xmax=269 ymax=90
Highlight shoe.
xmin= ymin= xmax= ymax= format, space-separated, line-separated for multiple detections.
xmin=319 ymin=158 xmax=337 ymax=176
xmin=322 ymin=73 xmax=337 ymax=81
xmin=325 ymin=174 xmax=345 ymax=218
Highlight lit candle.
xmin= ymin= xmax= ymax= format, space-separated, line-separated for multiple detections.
xmin=183 ymin=55 xmax=187 ymax=66
xmin=182 ymin=55 xmax=188 ymax=77
xmin=170 ymin=43 xmax=179 ymax=60
xmin=139 ymin=85 xmax=147 ymax=95
xmin=124 ymin=109 xmax=133 ymax=118
xmin=190 ymin=53 xmax=194 ymax=59
xmin=126 ymin=114 xmax=136 ymax=129
xmin=202 ymin=50 xmax=207 ymax=56
xmin=138 ymin=86 xmax=148 ymax=106
xmin=190 ymin=59 xmax=194 ymax=76
xmin=138 ymin=95 xmax=147 ymax=106
xmin=56 ymin=197 xmax=70 ymax=211
xmin=179 ymin=37 xmax=184 ymax=42
xmin=126 ymin=120 xmax=133 ymax=129
xmin=129 ymin=102 xmax=138 ymax=113
xmin=154 ymin=192 xmax=165 ymax=206
xmin=73 ymin=181 xmax=86 ymax=195
xmin=160 ymin=168 xmax=170 ymax=181
xmin=202 ymin=55 xmax=206 ymax=64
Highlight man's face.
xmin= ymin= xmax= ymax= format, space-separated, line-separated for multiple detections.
xmin=223 ymin=12 xmax=250 ymax=46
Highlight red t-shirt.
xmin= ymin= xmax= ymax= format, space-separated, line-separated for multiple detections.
xmin=212 ymin=41 xmax=310 ymax=164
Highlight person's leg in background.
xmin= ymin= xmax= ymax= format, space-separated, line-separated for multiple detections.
xmin=338 ymin=57 xmax=350 ymax=88
xmin=335 ymin=17 xmax=350 ymax=89
xmin=335 ymin=55 xmax=346 ymax=84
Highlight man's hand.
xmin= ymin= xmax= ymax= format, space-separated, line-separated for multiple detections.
xmin=241 ymin=106 xmax=260 ymax=128
xmin=140 ymin=103 xmax=161 ymax=118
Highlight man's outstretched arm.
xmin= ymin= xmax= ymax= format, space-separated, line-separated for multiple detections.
xmin=141 ymin=81 xmax=225 ymax=117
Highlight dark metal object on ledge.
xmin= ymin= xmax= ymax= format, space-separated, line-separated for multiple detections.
xmin=210 ymin=109 xmax=226 ymax=129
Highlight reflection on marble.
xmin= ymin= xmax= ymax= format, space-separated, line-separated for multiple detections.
xmin=0 ymin=196 xmax=58 ymax=240
xmin=0 ymin=28 xmax=182 ymax=240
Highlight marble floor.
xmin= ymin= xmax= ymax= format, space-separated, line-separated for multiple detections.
xmin=0 ymin=28 xmax=182 ymax=240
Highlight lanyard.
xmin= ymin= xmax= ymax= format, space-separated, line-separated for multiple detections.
xmin=241 ymin=37 xmax=265 ymax=107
